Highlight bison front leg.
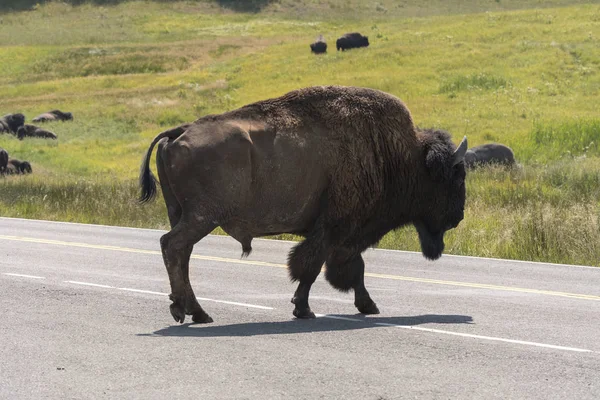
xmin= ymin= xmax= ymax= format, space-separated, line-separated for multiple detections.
xmin=160 ymin=216 xmax=216 ymax=324
xmin=288 ymin=235 xmax=328 ymax=319
xmin=325 ymin=250 xmax=379 ymax=315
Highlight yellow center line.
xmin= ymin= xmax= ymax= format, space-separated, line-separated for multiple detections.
xmin=2 ymin=234 xmax=599 ymax=302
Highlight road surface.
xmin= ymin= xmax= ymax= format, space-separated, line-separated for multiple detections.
xmin=1 ymin=217 xmax=599 ymax=399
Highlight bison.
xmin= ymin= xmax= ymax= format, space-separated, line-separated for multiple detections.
xmin=0 ymin=148 xmax=8 ymax=174
xmin=17 ymin=124 xmax=58 ymax=140
xmin=310 ymin=35 xmax=327 ymax=54
xmin=0 ymin=113 xmax=26 ymax=135
xmin=139 ymin=85 xmax=467 ymax=324
xmin=464 ymin=143 xmax=515 ymax=169
xmin=32 ymin=109 xmax=73 ymax=123
xmin=6 ymin=159 xmax=32 ymax=174
xmin=336 ymin=32 xmax=369 ymax=51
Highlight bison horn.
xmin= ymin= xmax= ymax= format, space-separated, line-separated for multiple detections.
xmin=452 ymin=136 xmax=468 ymax=166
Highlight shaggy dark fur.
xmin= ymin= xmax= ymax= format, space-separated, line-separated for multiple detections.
xmin=464 ymin=143 xmax=515 ymax=169
xmin=310 ymin=35 xmax=327 ymax=54
xmin=139 ymin=85 xmax=467 ymax=324
xmin=32 ymin=109 xmax=74 ymax=123
xmin=6 ymin=159 xmax=32 ymax=174
xmin=336 ymin=32 xmax=369 ymax=51
xmin=0 ymin=148 xmax=8 ymax=174
xmin=17 ymin=124 xmax=58 ymax=140
xmin=0 ymin=113 xmax=26 ymax=134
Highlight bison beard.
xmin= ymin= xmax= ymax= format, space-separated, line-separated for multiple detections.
xmin=139 ymin=85 xmax=467 ymax=324
xmin=414 ymin=222 xmax=445 ymax=261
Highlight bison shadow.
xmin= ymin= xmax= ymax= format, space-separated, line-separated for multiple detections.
xmin=1 ymin=0 xmax=274 ymax=12
xmin=139 ymin=314 xmax=473 ymax=338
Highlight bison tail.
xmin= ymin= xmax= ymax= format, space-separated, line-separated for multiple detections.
xmin=139 ymin=123 xmax=190 ymax=204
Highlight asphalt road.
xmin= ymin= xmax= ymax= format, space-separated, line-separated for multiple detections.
xmin=1 ymin=217 xmax=599 ymax=399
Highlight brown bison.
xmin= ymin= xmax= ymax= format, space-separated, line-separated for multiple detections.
xmin=336 ymin=32 xmax=369 ymax=51
xmin=32 ymin=109 xmax=73 ymax=123
xmin=6 ymin=159 xmax=32 ymax=174
xmin=0 ymin=148 xmax=8 ymax=174
xmin=310 ymin=35 xmax=327 ymax=54
xmin=464 ymin=143 xmax=515 ymax=169
xmin=0 ymin=113 xmax=26 ymax=134
xmin=17 ymin=124 xmax=58 ymax=140
xmin=139 ymin=85 xmax=467 ymax=324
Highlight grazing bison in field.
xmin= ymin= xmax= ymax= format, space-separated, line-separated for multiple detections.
xmin=17 ymin=124 xmax=58 ymax=140
xmin=310 ymin=35 xmax=327 ymax=54
xmin=32 ymin=109 xmax=73 ymax=123
xmin=0 ymin=113 xmax=26 ymax=134
xmin=139 ymin=85 xmax=468 ymax=324
xmin=6 ymin=159 xmax=32 ymax=174
xmin=464 ymin=143 xmax=515 ymax=169
xmin=0 ymin=148 xmax=8 ymax=174
xmin=336 ymin=32 xmax=369 ymax=51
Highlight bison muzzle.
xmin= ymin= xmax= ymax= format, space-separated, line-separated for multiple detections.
xmin=139 ymin=85 xmax=467 ymax=324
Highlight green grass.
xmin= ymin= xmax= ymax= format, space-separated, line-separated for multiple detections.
xmin=1 ymin=0 xmax=600 ymax=266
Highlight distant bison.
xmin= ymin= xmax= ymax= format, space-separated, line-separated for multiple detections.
xmin=0 ymin=148 xmax=8 ymax=174
xmin=139 ymin=85 xmax=468 ymax=324
xmin=464 ymin=143 xmax=515 ymax=169
xmin=32 ymin=109 xmax=73 ymax=123
xmin=336 ymin=32 xmax=369 ymax=51
xmin=310 ymin=35 xmax=327 ymax=54
xmin=0 ymin=113 xmax=26 ymax=134
xmin=6 ymin=159 xmax=32 ymax=175
xmin=17 ymin=124 xmax=58 ymax=140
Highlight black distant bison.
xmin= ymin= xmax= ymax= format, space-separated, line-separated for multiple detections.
xmin=17 ymin=124 xmax=58 ymax=140
xmin=0 ymin=148 xmax=8 ymax=174
xmin=336 ymin=32 xmax=369 ymax=51
xmin=0 ymin=113 xmax=26 ymax=134
xmin=310 ymin=35 xmax=327 ymax=54
xmin=464 ymin=143 xmax=515 ymax=168
xmin=5 ymin=159 xmax=32 ymax=174
xmin=139 ymin=85 xmax=468 ymax=324
xmin=32 ymin=109 xmax=73 ymax=123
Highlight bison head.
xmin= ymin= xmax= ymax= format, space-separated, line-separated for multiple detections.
xmin=6 ymin=113 xmax=25 ymax=134
xmin=20 ymin=161 xmax=32 ymax=174
xmin=415 ymin=129 xmax=467 ymax=260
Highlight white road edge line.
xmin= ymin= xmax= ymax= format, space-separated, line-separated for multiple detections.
xmin=316 ymin=314 xmax=593 ymax=353
xmin=6 ymin=273 xmax=593 ymax=353
xmin=317 ymin=314 xmax=363 ymax=322
xmin=65 ymin=280 xmax=115 ymax=289
xmin=374 ymin=322 xmax=593 ymax=353
xmin=3 ymin=273 xmax=45 ymax=279
xmin=118 ymin=288 xmax=168 ymax=296
xmin=197 ymin=297 xmax=274 ymax=310
xmin=64 ymin=282 xmax=273 ymax=310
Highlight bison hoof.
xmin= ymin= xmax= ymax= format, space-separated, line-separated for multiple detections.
xmin=293 ymin=307 xmax=316 ymax=319
xmin=170 ymin=303 xmax=186 ymax=324
xmin=356 ymin=299 xmax=380 ymax=315
xmin=191 ymin=310 xmax=214 ymax=324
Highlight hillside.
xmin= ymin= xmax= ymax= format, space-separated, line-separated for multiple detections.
xmin=0 ymin=1 xmax=599 ymax=265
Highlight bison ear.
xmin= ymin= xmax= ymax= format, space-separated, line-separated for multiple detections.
xmin=425 ymin=143 xmax=452 ymax=182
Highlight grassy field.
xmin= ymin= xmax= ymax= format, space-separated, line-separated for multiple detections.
xmin=1 ymin=0 xmax=599 ymax=266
